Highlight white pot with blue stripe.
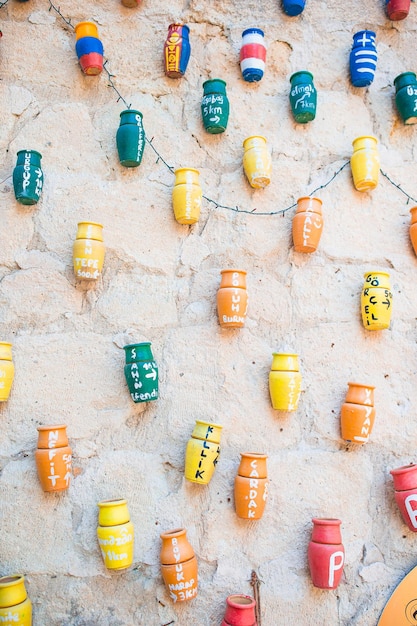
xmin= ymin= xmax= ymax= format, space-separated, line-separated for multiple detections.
xmin=349 ymin=30 xmax=377 ymax=87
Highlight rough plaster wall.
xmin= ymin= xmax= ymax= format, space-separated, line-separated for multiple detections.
xmin=0 ymin=0 xmax=417 ymax=624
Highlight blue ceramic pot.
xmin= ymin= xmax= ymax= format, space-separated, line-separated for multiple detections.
xmin=282 ymin=0 xmax=306 ymax=16
xmin=75 ymin=36 xmax=104 ymax=58
xmin=349 ymin=30 xmax=377 ymax=88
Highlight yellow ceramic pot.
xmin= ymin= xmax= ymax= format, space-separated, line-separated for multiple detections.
xmin=172 ymin=168 xmax=202 ymax=224
xmin=242 ymin=136 xmax=272 ymax=189
xmin=185 ymin=420 xmax=222 ymax=484
xmin=75 ymin=21 xmax=99 ymax=40
xmin=350 ymin=135 xmax=380 ymax=192
xmin=97 ymin=499 xmax=134 ymax=570
xmin=73 ymin=221 xmax=105 ymax=281
xmin=0 ymin=576 xmax=32 ymax=626
xmin=361 ymin=271 xmax=392 ymax=330
xmin=269 ymin=353 xmax=302 ymax=411
xmin=0 ymin=342 xmax=14 ymax=402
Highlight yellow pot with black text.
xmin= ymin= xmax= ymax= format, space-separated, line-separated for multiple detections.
xmin=361 ymin=271 xmax=392 ymax=330
xmin=172 ymin=168 xmax=202 ymax=225
xmin=0 ymin=342 xmax=14 ymax=402
xmin=184 ymin=420 xmax=222 ymax=485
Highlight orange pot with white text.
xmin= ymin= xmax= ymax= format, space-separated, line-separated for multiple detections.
xmin=292 ymin=196 xmax=323 ymax=253
xmin=234 ymin=453 xmax=268 ymax=520
xmin=35 ymin=424 xmax=72 ymax=492
xmin=217 ymin=269 xmax=248 ymax=328
xmin=160 ymin=528 xmax=198 ymax=602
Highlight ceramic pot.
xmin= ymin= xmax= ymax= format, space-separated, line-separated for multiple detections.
xmin=349 ymin=30 xmax=377 ymax=87
xmin=12 ymin=150 xmax=43 ymax=205
xmin=242 ymin=136 xmax=272 ymax=189
xmin=97 ymin=499 xmax=134 ymax=570
xmin=394 ymin=72 xmax=417 ymax=125
xmin=282 ymin=0 xmax=306 ymax=15
xmin=0 ymin=342 xmax=14 ymax=402
xmin=341 ymin=382 xmax=375 ymax=444
xmin=75 ymin=36 xmax=104 ymax=58
xmin=160 ymin=528 xmax=198 ymax=602
xmin=217 ymin=269 xmax=248 ymax=328
xmin=350 ymin=136 xmax=380 ymax=192
xmin=240 ymin=28 xmax=266 ymax=83
xmin=409 ymin=207 xmax=417 ymax=255
xmin=121 ymin=0 xmax=141 ymax=6
xmin=116 ymin=109 xmax=146 ymax=167
xmin=78 ymin=52 xmax=103 ymax=75
xmin=201 ymin=79 xmax=230 ymax=134
xmin=221 ymin=594 xmax=257 ymax=626
xmin=74 ymin=21 xmax=99 ymax=40
xmin=308 ymin=518 xmax=345 ymax=589
xmin=234 ymin=453 xmax=268 ymax=520
xmin=0 ymin=576 xmax=32 ymax=626
xmin=386 ymin=0 xmax=410 ymax=20
xmin=164 ymin=24 xmax=190 ymax=78
xmin=289 ymin=71 xmax=317 ymax=123
xmin=390 ymin=464 xmax=417 ymax=532
xmin=35 ymin=424 xmax=72 ymax=492
xmin=269 ymin=353 xmax=302 ymax=411
xmin=172 ymin=168 xmax=202 ymax=225
xmin=292 ymin=196 xmax=323 ymax=252
xmin=184 ymin=420 xmax=222 ymax=485
xmin=73 ymin=221 xmax=105 ymax=281
xmin=361 ymin=271 xmax=392 ymax=330
xmin=123 ymin=342 xmax=158 ymax=403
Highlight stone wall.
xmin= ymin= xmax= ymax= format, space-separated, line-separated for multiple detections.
xmin=1 ymin=0 xmax=417 ymax=624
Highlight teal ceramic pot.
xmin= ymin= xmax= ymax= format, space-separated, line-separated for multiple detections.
xmin=12 ymin=150 xmax=44 ymax=205
xmin=394 ymin=72 xmax=417 ymax=125
xmin=201 ymin=79 xmax=230 ymax=134
xmin=289 ymin=71 xmax=317 ymax=123
xmin=116 ymin=110 xmax=146 ymax=167
xmin=123 ymin=343 xmax=158 ymax=403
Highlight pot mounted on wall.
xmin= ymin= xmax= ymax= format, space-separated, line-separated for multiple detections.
xmin=390 ymin=464 xmax=417 ymax=532
xmin=0 ymin=342 xmax=14 ymax=402
xmin=217 ymin=269 xmax=248 ymax=328
xmin=13 ymin=150 xmax=43 ymax=205
xmin=349 ymin=30 xmax=377 ymax=87
xmin=184 ymin=420 xmax=222 ymax=485
xmin=234 ymin=453 xmax=268 ymax=520
xmin=308 ymin=518 xmax=345 ymax=589
xmin=116 ymin=109 xmax=146 ymax=167
xmin=201 ymin=79 xmax=230 ymax=134
xmin=123 ymin=342 xmax=159 ymax=403
xmin=0 ymin=575 xmax=32 ymax=626
xmin=172 ymin=167 xmax=202 ymax=224
xmin=160 ymin=528 xmax=198 ymax=602
xmin=269 ymin=353 xmax=302 ymax=411
xmin=221 ymin=594 xmax=257 ymax=626
xmin=97 ymin=499 xmax=134 ymax=570
xmin=240 ymin=28 xmax=266 ymax=82
xmin=361 ymin=271 xmax=392 ymax=331
xmin=73 ymin=221 xmax=105 ymax=281
xmin=292 ymin=196 xmax=323 ymax=252
xmin=164 ymin=24 xmax=190 ymax=78
xmin=74 ymin=22 xmax=104 ymax=75
xmin=35 ymin=424 xmax=72 ymax=492
xmin=340 ymin=382 xmax=376 ymax=444
xmin=242 ymin=136 xmax=272 ymax=188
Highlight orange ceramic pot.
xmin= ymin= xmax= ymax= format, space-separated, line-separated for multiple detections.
xmin=340 ymin=403 xmax=375 ymax=444
xmin=160 ymin=528 xmax=198 ymax=602
xmin=292 ymin=196 xmax=323 ymax=253
xmin=234 ymin=453 xmax=268 ymax=520
xmin=217 ymin=269 xmax=248 ymax=328
xmin=344 ymin=381 xmax=375 ymax=406
xmin=35 ymin=425 xmax=72 ymax=492
xmin=409 ymin=207 xmax=417 ymax=256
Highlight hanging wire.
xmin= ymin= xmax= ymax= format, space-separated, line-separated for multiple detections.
xmin=0 ymin=0 xmax=9 ymax=9
xmin=380 ymin=169 xmax=417 ymax=204
xmin=48 ymin=1 xmax=74 ymax=29
xmin=102 ymin=61 xmax=132 ymax=110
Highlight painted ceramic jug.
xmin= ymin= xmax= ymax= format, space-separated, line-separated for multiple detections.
xmin=269 ymin=353 xmax=302 ymax=411
xmin=201 ymin=79 xmax=230 ymax=134
xmin=185 ymin=420 xmax=222 ymax=485
xmin=116 ymin=109 xmax=146 ymax=167
xmin=73 ymin=221 xmax=105 ymax=281
xmin=289 ymin=71 xmax=317 ymax=123
xmin=234 ymin=453 xmax=268 ymax=520
xmin=349 ymin=30 xmax=377 ymax=87
xmin=390 ymin=464 xmax=417 ymax=532
xmin=74 ymin=21 xmax=103 ymax=75
xmin=394 ymin=72 xmax=417 ymax=125
xmin=0 ymin=342 xmax=14 ymax=402
xmin=282 ymin=0 xmax=306 ymax=15
xmin=160 ymin=528 xmax=198 ymax=602
xmin=172 ymin=168 xmax=202 ymax=225
xmin=221 ymin=594 xmax=257 ymax=626
xmin=361 ymin=271 xmax=392 ymax=330
xmin=97 ymin=499 xmax=134 ymax=570
xmin=409 ymin=207 xmax=417 ymax=256
xmin=308 ymin=518 xmax=345 ymax=589
xmin=0 ymin=576 xmax=32 ymax=626
xmin=240 ymin=28 xmax=266 ymax=83
xmin=13 ymin=150 xmax=43 ymax=205
xmin=164 ymin=24 xmax=190 ymax=78
xmin=340 ymin=382 xmax=375 ymax=444
xmin=386 ymin=0 xmax=410 ymax=20
xmin=242 ymin=136 xmax=272 ymax=189
xmin=350 ymin=136 xmax=380 ymax=192
xmin=217 ymin=269 xmax=248 ymax=328
xmin=292 ymin=196 xmax=323 ymax=252
xmin=35 ymin=424 xmax=72 ymax=492
xmin=123 ymin=342 xmax=158 ymax=403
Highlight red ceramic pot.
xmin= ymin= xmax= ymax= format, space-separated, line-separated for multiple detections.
xmin=308 ymin=518 xmax=345 ymax=589
xmin=222 ymin=594 xmax=257 ymax=626
xmin=390 ymin=464 xmax=417 ymax=531
xmin=386 ymin=0 xmax=410 ymax=20
xmin=79 ymin=52 xmax=104 ymax=75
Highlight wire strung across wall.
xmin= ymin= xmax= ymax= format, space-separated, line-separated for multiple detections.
xmin=3 ymin=0 xmax=416 ymax=216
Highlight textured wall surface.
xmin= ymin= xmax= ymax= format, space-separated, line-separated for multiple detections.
xmin=1 ymin=1 xmax=417 ymax=625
